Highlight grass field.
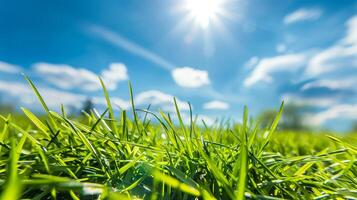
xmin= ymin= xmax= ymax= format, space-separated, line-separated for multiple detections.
xmin=0 ymin=77 xmax=357 ymax=199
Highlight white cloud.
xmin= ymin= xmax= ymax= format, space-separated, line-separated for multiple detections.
xmin=172 ymin=67 xmax=210 ymax=88
xmin=284 ymin=8 xmax=322 ymax=25
xmin=306 ymin=45 xmax=357 ymax=76
xmin=135 ymin=90 xmax=189 ymax=112
xmin=304 ymin=104 xmax=357 ymax=126
xmin=33 ymin=62 xmax=128 ymax=91
xmin=244 ymin=54 xmax=307 ymax=87
xmin=301 ymin=77 xmax=357 ymax=91
xmin=276 ymin=44 xmax=287 ymax=53
xmin=196 ymin=115 xmax=216 ymax=126
xmin=0 ymin=80 xmax=86 ymax=108
xmin=243 ymin=56 xmax=259 ymax=69
xmin=306 ymin=15 xmax=357 ymax=76
xmin=0 ymin=80 xmax=130 ymax=111
xmin=92 ymin=96 xmax=130 ymax=110
xmin=0 ymin=61 xmax=22 ymax=74
xmin=33 ymin=63 xmax=99 ymax=91
xmin=203 ymin=100 xmax=229 ymax=110
xmin=343 ymin=15 xmax=357 ymax=45
xmin=100 ymin=63 xmax=129 ymax=90
xmin=282 ymin=94 xmax=338 ymax=108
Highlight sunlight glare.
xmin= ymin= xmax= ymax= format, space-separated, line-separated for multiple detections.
xmin=185 ymin=0 xmax=223 ymax=28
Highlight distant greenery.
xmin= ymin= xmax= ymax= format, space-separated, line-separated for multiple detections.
xmin=0 ymin=104 xmax=15 ymax=114
xmin=0 ymin=77 xmax=357 ymax=199
xmin=352 ymin=122 xmax=357 ymax=133
xmin=258 ymin=104 xmax=309 ymax=131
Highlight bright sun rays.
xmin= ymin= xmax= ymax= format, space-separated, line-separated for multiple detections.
xmin=184 ymin=0 xmax=227 ymax=28
xmin=172 ymin=0 xmax=233 ymax=33
xmin=171 ymin=0 xmax=234 ymax=57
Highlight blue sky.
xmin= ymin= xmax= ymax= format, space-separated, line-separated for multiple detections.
xmin=0 ymin=0 xmax=356 ymax=130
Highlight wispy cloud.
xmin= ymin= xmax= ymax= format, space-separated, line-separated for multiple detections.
xmin=0 ymin=61 xmax=22 ymax=74
xmin=304 ymin=104 xmax=357 ymax=126
xmin=275 ymin=16 xmax=357 ymax=129
xmin=33 ymin=62 xmax=128 ymax=91
xmin=244 ymin=54 xmax=307 ymax=87
xmin=88 ymin=25 xmax=175 ymax=71
xmin=284 ymin=8 xmax=323 ymax=25
xmin=203 ymin=100 xmax=229 ymax=110
xmin=301 ymin=77 xmax=357 ymax=91
xmin=305 ymin=16 xmax=357 ymax=76
xmin=282 ymin=93 xmax=338 ymax=108
xmin=243 ymin=56 xmax=259 ymax=69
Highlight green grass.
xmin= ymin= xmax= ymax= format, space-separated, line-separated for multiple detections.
xmin=0 ymin=78 xmax=357 ymax=199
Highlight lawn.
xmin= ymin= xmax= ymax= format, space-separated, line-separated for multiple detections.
xmin=0 ymin=77 xmax=356 ymax=199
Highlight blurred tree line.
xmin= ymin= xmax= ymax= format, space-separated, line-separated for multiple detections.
xmin=257 ymin=104 xmax=308 ymax=131
xmin=1 ymin=97 xmax=357 ymax=132
xmin=352 ymin=123 xmax=357 ymax=133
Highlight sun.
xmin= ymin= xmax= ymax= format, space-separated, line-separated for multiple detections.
xmin=184 ymin=0 xmax=224 ymax=28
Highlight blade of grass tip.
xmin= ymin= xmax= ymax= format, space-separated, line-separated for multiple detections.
xmin=24 ymin=75 xmax=57 ymax=129
xmin=136 ymin=109 xmax=170 ymax=134
xmin=99 ymin=77 xmax=118 ymax=136
xmin=174 ymin=98 xmax=193 ymax=158
xmin=248 ymin=122 xmax=259 ymax=150
xmin=60 ymin=104 xmax=67 ymax=117
xmin=0 ymin=136 xmax=25 ymax=200
xmin=258 ymin=101 xmax=284 ymax=156
xmin=128 ymin=81 xmax=142 ymax=135
xmin=21 ymin=107 xmax=50 ymax=138
xmin=142 ymin=104 xmax=151 ymax=124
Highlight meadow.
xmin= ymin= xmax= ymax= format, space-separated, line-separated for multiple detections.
xmin=0 ymin=77 xmax=356 ymax=200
